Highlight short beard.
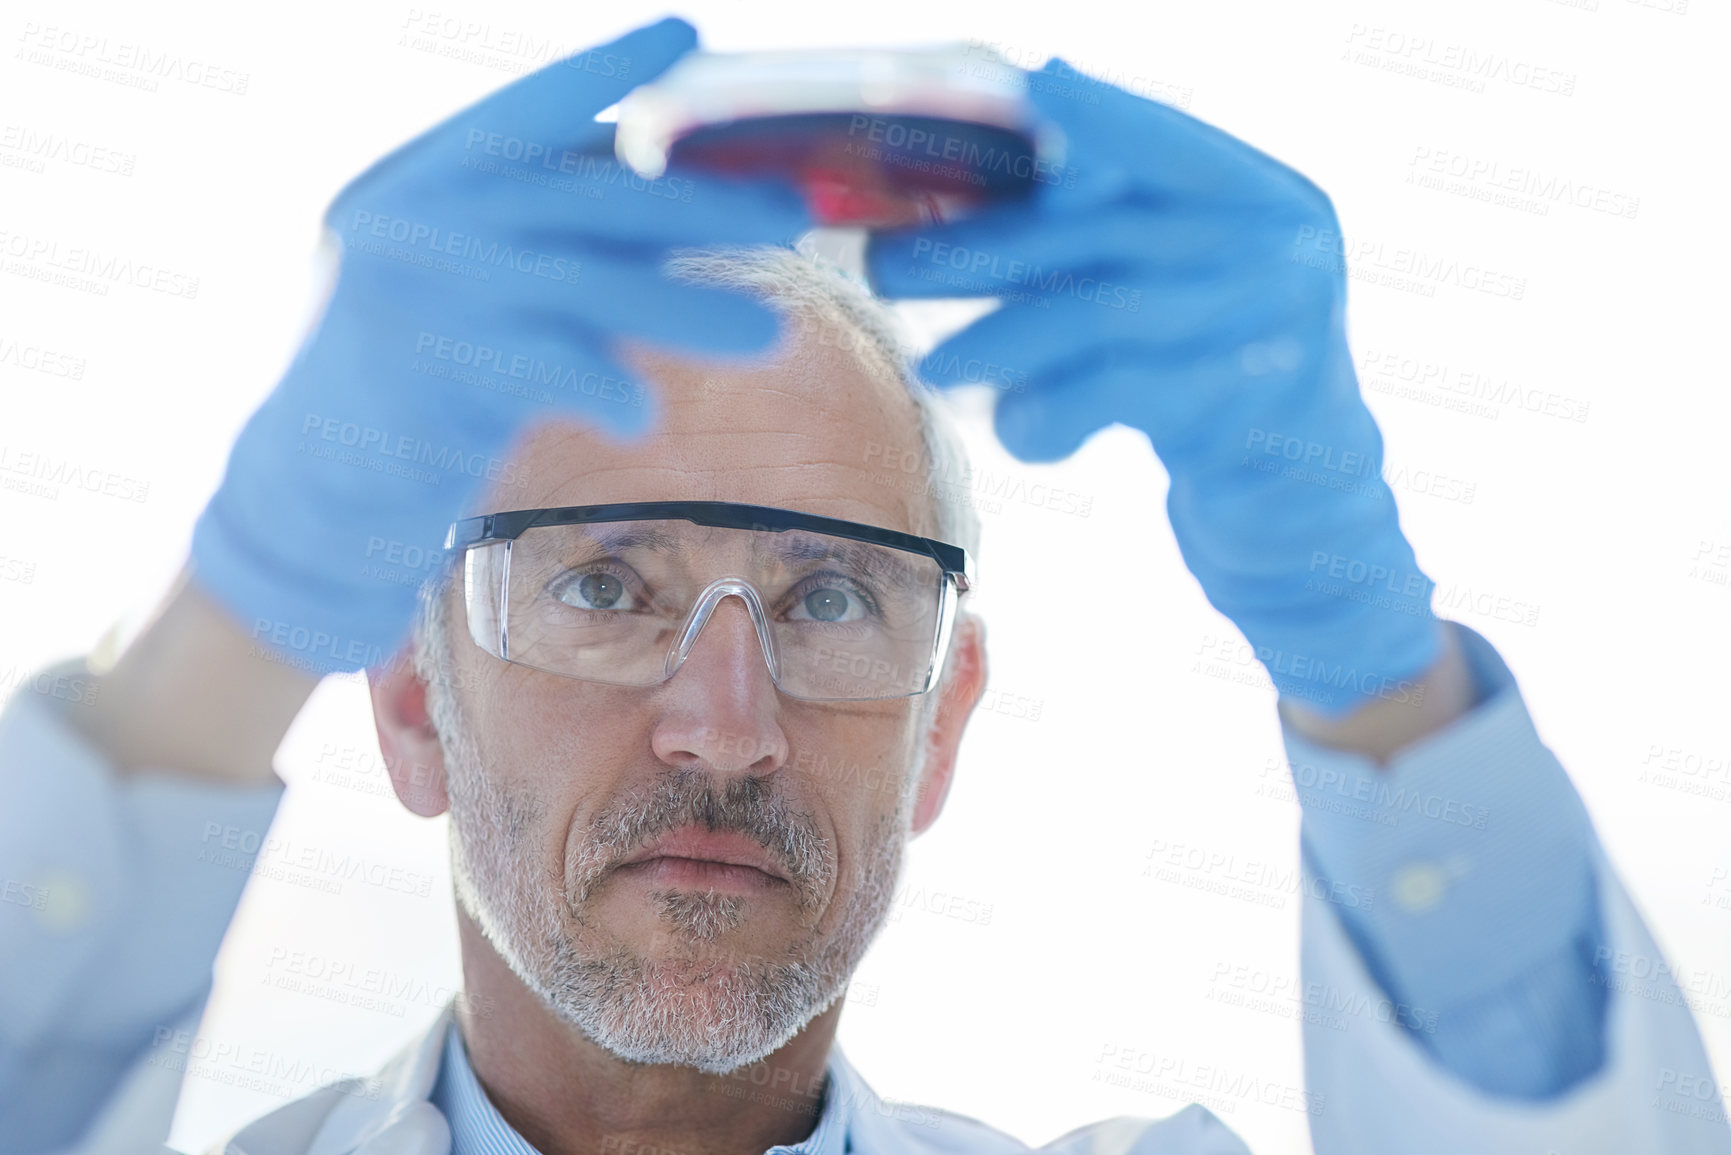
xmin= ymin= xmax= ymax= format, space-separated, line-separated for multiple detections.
xmin=417 ymin=597 xmax=910 ymax=1074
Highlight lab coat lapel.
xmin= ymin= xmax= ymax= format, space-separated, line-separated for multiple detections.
xmin=226 ymin=1004 xmax=910 ymax=1155
xmin=305 ymin=1002 xmax=455 ymax=1155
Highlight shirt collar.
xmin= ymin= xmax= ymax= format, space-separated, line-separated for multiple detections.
xmin=431 ymin=1023 xmax=854 ymax=1155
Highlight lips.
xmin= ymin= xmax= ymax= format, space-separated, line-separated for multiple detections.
xmin=619 ymin=826 xmax=789 ymax=883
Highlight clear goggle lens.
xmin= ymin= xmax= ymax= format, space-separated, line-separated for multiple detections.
xmin=462 ymin=520 xmax=958 ymax=701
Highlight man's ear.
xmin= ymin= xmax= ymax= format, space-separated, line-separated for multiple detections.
xmin=368 ymin=649 xmax=450 ymax=818
xmin=911 ymin=615 xmax=987 ymax=835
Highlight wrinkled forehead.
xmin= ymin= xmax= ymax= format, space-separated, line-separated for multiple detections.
xmin=481 ymin=320 xmax=939 ymax=539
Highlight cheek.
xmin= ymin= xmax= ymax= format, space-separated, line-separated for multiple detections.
xmin=794 ymin=710 xmax=926 ymax=863
xmin=467 ymin=680 xmax=647 ymax=842
xmin=475 ymin=669 xmax=611 ymax=769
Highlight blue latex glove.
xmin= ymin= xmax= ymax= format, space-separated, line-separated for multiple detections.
xmin=190 ymin=17 xmax=810 ymax=675
xmin=867 ymin=63 xmax=1441 ymax=717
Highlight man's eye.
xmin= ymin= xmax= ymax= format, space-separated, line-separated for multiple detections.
xmin=557 ymin=571 xmax=636 ymax=611
xmin=789 ymin=584 xmax=867 ymax=623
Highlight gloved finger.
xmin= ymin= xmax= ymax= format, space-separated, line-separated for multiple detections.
xmin=328 ymin=18 xmax=700 ymax=224
xmin=1027 ymin=56 xmax=1333 ymax=214
xmin=867 ymin=203 xmax=1297 ymax=300
xmin=398 ymin=167 xmax=813 ymax=249
xmin=290 ymin=286 xmax=660 ymax=441
xmin=987 ymin=333 xmax=1351 ymax=466
xmin=450 ymin=327 xmax=664 ymax=443
xmin=462 ymin=252 xmax=792 ymax=355
xmin=914 ymin=264 xmax=1328 ymax=386
xmin=435 ymin=18 xmax=697 ymax=153
xmin=332 ymin=231 xmax=796 ymax=357
xmin=986 ymin=357 xmax=1140 ymax=463
xmin=863 ymin=196 xmax=1039 ymax=299
xmin=985 ymin=357 xmax=1230 ymax=464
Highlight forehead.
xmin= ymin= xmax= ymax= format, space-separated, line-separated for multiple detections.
xmin=486 ymin=317 xmax=937 ymax=538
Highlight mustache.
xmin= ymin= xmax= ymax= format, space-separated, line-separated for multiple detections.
xmin=569 ymin=767 xmax=835 ymax=910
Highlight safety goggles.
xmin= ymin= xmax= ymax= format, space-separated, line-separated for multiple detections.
xmin=444 ymin=502 xmax=973 ymax=702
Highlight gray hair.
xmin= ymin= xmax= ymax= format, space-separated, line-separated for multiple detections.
xmin=661 ymin=243 xmax=980 ymax=560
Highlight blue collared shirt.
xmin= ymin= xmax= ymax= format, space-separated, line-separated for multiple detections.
xmin=1286 ymin=621 xmax=1607 ymax=1096
xmin=431 ymin=1021 xmax=852 ymax=1155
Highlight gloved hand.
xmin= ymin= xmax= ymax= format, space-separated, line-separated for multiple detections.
xmin=191 ymin=17 xmax=810 ymax=675
xmin=866 ymin=62 xmax=1441 ymax=717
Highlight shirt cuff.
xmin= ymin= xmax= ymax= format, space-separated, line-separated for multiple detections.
xmin=1280 ymin=621 xmax=1600 ymax=1012
xmin=0 ymin=663 xmax=284 ymax=1048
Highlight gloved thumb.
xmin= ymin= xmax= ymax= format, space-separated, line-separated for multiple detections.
xmin=991 ymin=363 xmax=1142 ymax=463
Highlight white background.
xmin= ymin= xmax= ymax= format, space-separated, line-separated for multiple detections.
xmin=3 ymin=1 xmax=1728 ymax=1152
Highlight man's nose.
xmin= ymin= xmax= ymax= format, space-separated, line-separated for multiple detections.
xmin=650 ymin=593 xmax=789 ymax=775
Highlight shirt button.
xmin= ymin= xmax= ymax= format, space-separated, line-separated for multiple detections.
xmin=1390 ymin=862 xmax=1449 ymax=913
xmin=35 ymin=870 xmax=91 ymax=932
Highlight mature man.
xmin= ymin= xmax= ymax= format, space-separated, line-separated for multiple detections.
xmin=2 ymin=15 xmax=1728 ymax=1155
xmin=367 ymin=249 xmax=993 ymax=1152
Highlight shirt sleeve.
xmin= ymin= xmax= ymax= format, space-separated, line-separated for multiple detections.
xmin=1279 ymin=619 xmax=1607 ymax=1099
xmin=0 ymin=662 xmax=285 ymax=1155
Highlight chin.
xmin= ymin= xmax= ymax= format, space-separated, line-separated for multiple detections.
xmin=545 ymin=943 xmax=842 ymax=1074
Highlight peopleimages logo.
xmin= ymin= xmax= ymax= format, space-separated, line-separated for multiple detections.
xmin=459 ymin=131 xmax=695 ymax=201
xmin=250 ymin=619 xmax=389 ymax=671
xmin=397 ymin=11 xmax=637 ymax=78
xmin=0 ymin=335 xmax=86 ymax=379
xmin=413 ymin=332 xmax=643 ymax=405
xmin=0 ymin=229 xmax=200 ymax=298
xmin=842 ymin=115 xmax=1075 ymax=187
xmin=298 ymin=414 xmax=520 ymax=485
xmin=1291 ymin=224 xmax=1527 ymax=301
xmin=906 ymin=239 xmax=1143 ymax=311
xmin=0 ymin=124 xmax=136 ymax=175
xmin=343 ymin=211 xmax=580 ymax=282
xmin=15 ymin=22 xmax=251 ymax=95
xmin=1407 ymin=146 xmax=1639 ymax=220
xmin=0 ymin=443 xmax=149 ymax=502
